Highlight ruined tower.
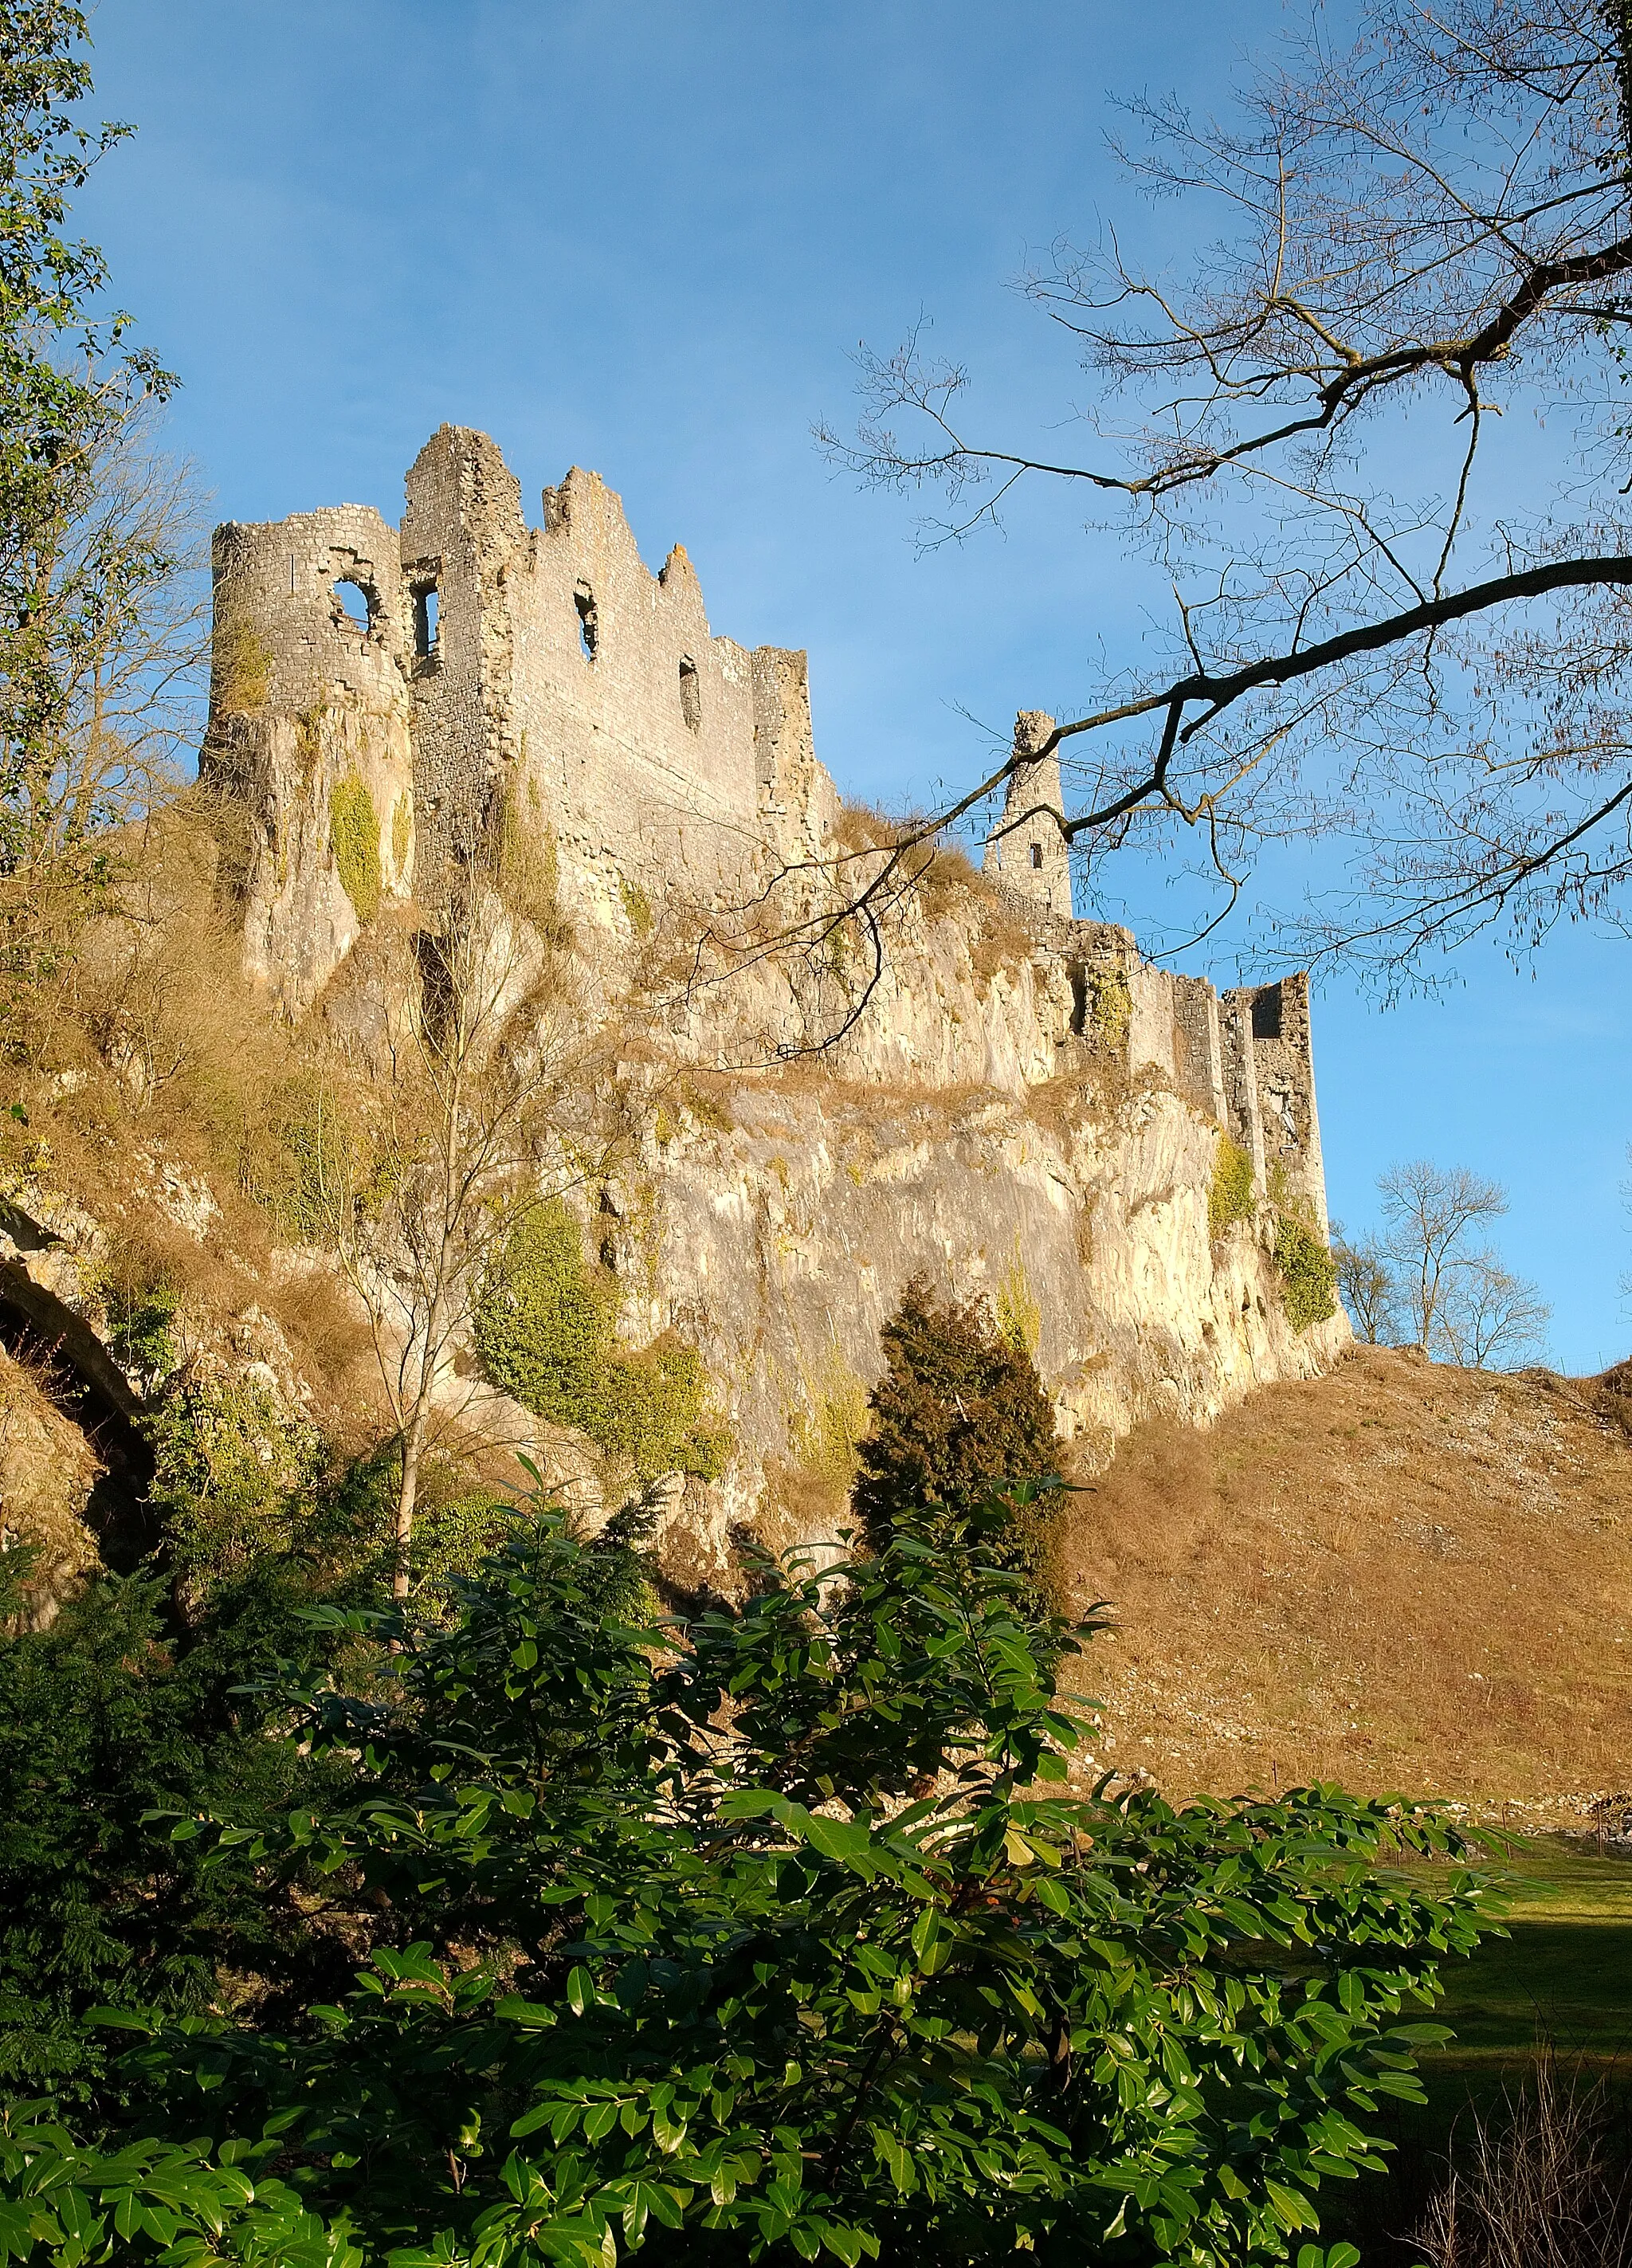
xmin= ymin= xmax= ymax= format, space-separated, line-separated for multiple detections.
xmin=201 ymin=424 xmax=839 ymax=1010
xmin=983 ymin=710 xmax=1073 ymax=920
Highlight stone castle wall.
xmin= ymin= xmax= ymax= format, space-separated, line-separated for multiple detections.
xmin=199 ymin=425 xmax=1342 ymax=1540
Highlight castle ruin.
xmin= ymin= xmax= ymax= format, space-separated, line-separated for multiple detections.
xmin=202 ymin=425 xmax=1341 ymax=1542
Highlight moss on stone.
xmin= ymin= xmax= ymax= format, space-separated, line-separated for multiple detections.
xmin=330 ymin=770 xmax=381 ymax=922
xmin=390 ymin=791 xmax=412 ymax=881
xmin=618 ymin=875 xmax=653 ymax=939
xmin=1087 ymin=967 xmax=1132 ymax=1051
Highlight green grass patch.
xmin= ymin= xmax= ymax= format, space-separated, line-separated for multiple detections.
xmin=1430 ymin=1837 xmax=1632 ymax=2073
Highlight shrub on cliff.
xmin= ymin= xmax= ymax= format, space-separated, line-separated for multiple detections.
xmin=474 ymin=1203 xmax=729 ymax=1482
xmin=0 ymin=1484 xmax=1489 ymax=2268
xmin=853 ymin=1277 xmax=1061 ymax=1582
xmin=1275 ymin=1214 xmax=1340 ymax=1332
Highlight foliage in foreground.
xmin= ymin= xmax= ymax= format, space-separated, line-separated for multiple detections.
xmin=0 ymin=1486 xmax=1489 ymax=2268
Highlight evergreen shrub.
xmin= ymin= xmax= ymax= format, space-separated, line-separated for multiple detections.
xmin=853 ymin=1277 xmax=1061 ymax=1589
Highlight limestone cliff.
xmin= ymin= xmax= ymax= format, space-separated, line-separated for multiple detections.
xmin=0 ymin=426 xmax=1348 ymax=1583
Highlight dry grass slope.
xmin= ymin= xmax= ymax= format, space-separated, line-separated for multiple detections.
xmin=1057 ymin=1345 xmax=1632 ymax=1819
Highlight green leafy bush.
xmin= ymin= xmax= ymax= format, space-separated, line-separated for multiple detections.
xmin=853 ymin=1278 xmax=1061 ymax=1588
xmin=102 ymin=1277 xmax=178 ymax=1384
xmin=1276 ymin=1213 xmax=1340 ymax=1331
xmin=146 ymin=1378 xmax=327 ymax=1585
xmin=0 ymin=1563 xmax=357 ymax=2108
xmin=329 ymin=770 xmax=381 ymax=921
xmin=0 ymin=1488 xmax=1491 ymax=2268
xmin=1210 ymin=1133 xmax=1257 ymax=1238
xmin=474 ymin=1204 xmax=729 ymax=1481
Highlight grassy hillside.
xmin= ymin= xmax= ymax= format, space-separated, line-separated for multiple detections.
xmin=1058 ymin=1344 xmax=1632 ymax=1816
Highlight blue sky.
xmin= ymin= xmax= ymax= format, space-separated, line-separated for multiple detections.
xmin=80 ymin=0 xmax=1631 ymax=1367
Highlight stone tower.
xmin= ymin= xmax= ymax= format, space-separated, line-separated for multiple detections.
xmin=983 ymin=711 xmax=1073 ymax=919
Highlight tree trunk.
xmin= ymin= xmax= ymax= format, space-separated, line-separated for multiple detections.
xmin=394 ymin=1399 xmax=428 ymax=1600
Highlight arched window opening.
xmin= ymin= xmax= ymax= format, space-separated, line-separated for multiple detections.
xmin=574 ymin=581 xmax=598 ymax=661
xmin=1030 ymin=842 xmax=1043 ymax=869
xmin=332 ymin=578 xmax=373 ymax=634
xmin=414 ymin=584 xmax=440 ymax=659
xmin=678 ymin=655 xmax=701 ymax=732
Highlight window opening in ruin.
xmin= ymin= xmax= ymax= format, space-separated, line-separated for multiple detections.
xmin=414 ymin=585 xmax=440 ymax=659
xmin=1068 ymin=963 xmax=1088 ymax=1038
xmin=1030 ymin=842 xmax=1043 ymax=869
xmin=678 ymin=655 xmax=701 ymax=732
xmin=332 ymin=579 xmax=372 ymax=634
xmin=1250 ymin=984 xmax=1283 ymax=1040
xmin=575 ymin=581 xmax=598 ymax=661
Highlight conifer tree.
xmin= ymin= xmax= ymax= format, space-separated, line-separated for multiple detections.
xmin=853 ymin=1277 xmax=1061 ymax=1579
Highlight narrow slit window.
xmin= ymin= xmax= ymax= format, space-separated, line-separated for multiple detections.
xmin=333 ymin=579 xmax=371 ymax=633
xmin=414 ymin=585 xmax=440 ymax=658
xmin=1030 ymin=842 xmax=1043 ymax=869
xmin=678 ymin=655 xmax=701 ymax=732
xmin=575 ymin=581 xmax=598 ymax=661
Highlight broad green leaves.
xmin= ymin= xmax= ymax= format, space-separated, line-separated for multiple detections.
xmin=0 ymin=1497 xmax=1492 ymax=2266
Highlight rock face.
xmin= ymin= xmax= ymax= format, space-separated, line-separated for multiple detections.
xmin=202 ymin=425 xmax=1348 ymax=1556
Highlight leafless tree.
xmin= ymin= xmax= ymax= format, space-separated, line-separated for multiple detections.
xmin=1440 ymin=1252 xmax=1554 ymax=1367
xmin=810 ymin=3 xmax=1632 ymax=979
xmin=1379 ymin=1160 xmax=1512 ymax=1350
xmin=1 ymin=408 xmax=207 ymax=1061
xmin=1363 ymin=1158 xmax=1551 ymax=1365
xmin=306 ymin=853 xmax=620 ymax=1598
xmin=1332 ymin=1223 xmax=1398 ymax=1344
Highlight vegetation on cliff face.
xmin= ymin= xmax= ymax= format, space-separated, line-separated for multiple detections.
xmin=1209 ymin=1135 xmax=1257 ymax=1241
xmin=1273 ymin=1214 xmax=1340 ymax=1334
xmin=328 ymin=769 xmax=381 ymax=922
xmin=474 ymin=1203 xmax=729 ymax=1483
